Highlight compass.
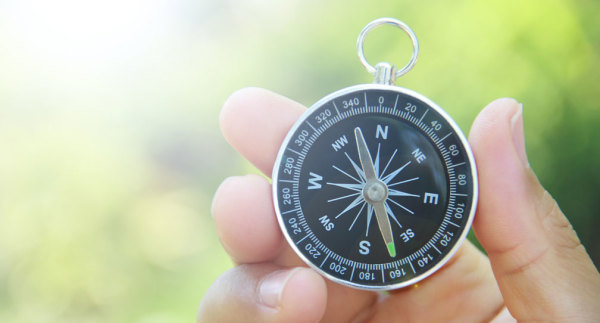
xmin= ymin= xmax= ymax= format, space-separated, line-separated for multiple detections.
xmin=272 ymin=18 xmax=477 ymax=290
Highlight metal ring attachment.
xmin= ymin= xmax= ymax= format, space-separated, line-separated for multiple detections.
xmin=357 ymin=17 xmax=419 ymax=79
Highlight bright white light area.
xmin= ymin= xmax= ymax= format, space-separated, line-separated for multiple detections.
xmin=1 ymin=0 xmax=176 ymax=65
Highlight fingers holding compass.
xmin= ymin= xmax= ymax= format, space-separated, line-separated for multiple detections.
xmin=211 ymin=173 xmax=378 ymax=322
xmin=212 ymin=89 xmax=381 ymax=322
xmin=354 ymin=127 xmax=396 ymax=258
xmin=220 ymin=87 xmax=306 ymax=176
xmin=212 ymin=174 xmax=284 ymax=264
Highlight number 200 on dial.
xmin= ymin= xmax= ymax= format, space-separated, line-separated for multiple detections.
xmin=273 ymin=84 xmax=477 ymax=290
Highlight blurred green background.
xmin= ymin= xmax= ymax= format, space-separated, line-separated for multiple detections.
xmin=0 ymin=0 xmax=599 ymax=321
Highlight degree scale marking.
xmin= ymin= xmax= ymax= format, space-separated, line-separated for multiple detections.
xmin=296 ymin=104 xmax=461 ymax=268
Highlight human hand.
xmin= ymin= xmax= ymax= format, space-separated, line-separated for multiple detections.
xmin=198 ymin=88 xmax=600 ymax=322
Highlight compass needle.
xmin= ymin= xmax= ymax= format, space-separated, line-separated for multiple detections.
xmin=374 ymin=202 xmax=395 ymax=257
xmin=365 ymin=204 xmax=373 ymax=237
xmin=353 ymin=128 xmax=377 ymax=180
xmin=354 ymin=127 xmax=396 ymax=257
xmin=375 ymin=143 xmax=381 ymax=177
xmin=387 ymin=242 xmax=397 ymax=258
xmin=273 ymin=18 xmax=477 ymax=289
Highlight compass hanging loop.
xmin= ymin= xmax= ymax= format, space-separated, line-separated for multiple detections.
xmin=357 ymin=17 xmax=419 ymax=84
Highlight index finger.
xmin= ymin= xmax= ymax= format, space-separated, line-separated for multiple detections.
xmin=220 ymin=87 xmax=306 ymax=176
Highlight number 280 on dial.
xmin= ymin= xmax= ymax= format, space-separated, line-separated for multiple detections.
xmin=273 ymin=84 xmax=477 ymax=290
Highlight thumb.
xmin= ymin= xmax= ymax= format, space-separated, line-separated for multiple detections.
xmin=469 ymin=98 xmax=600 ymax=321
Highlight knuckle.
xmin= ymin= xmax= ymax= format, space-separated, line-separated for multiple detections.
xmin=537 ymin=190 xmax=582 ymax=251
xmin=499 ymin=245 xmax=550 ymax=277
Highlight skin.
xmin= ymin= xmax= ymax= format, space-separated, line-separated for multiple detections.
xmin=198 ymin=88 xmax=600 ymax=323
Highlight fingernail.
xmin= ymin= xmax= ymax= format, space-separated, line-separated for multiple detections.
xmin=510 ymin=103 xmax=528 ymax=167
xmin=258 ymin=269 xmax=297 ymax=309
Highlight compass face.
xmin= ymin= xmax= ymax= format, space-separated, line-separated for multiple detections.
xmin=272 ymin=84 xmax=477 ymax=290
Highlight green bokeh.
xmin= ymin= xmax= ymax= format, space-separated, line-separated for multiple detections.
xmin=0 ymin=0 xmax=598 ymax=321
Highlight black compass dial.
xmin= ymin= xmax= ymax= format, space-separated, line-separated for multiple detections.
xmin=273 ymin=85 xmax=477 ymax=290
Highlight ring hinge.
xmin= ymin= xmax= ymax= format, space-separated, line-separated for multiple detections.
xmin=357 ymin=17 xmax=419 ymax=82
xmin=373 ymin=62 xmax=397 ymax=85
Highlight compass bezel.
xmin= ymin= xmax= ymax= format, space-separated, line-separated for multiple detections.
xmin=272 ymin=84 xmax=478 ymax=290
